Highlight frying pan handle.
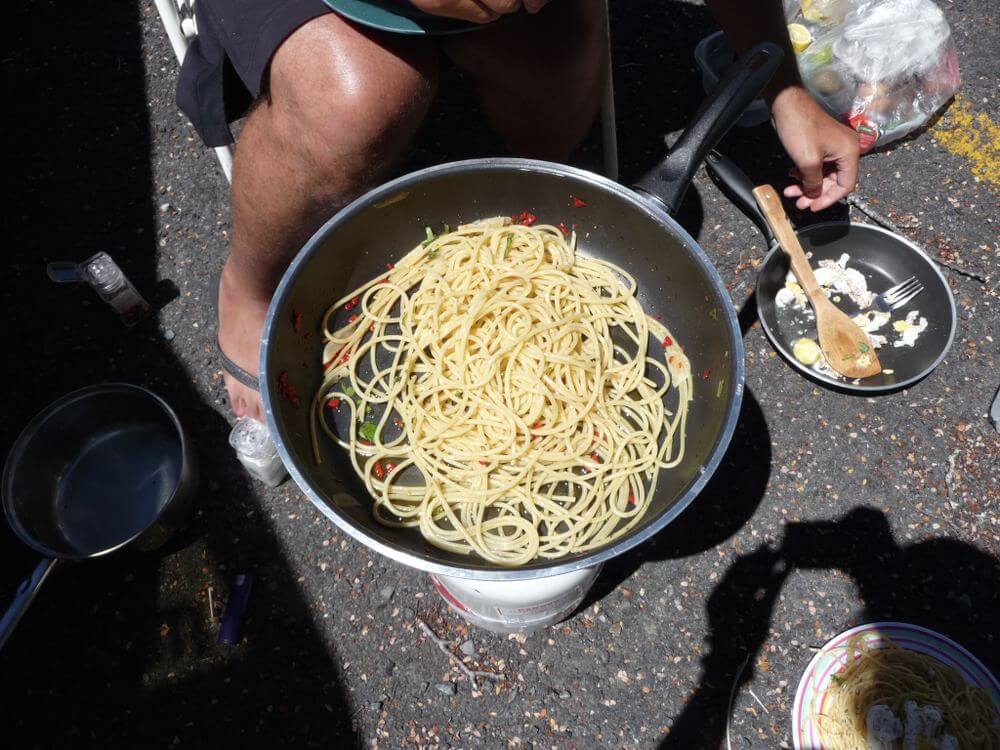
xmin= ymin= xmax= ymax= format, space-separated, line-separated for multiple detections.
xmin=705 ymin=150 xmax=775 ymax=244
xmin=633 ymin=42 xmax=783 ymax=216
xmin=0 ymin=557 xmax=59 ymax=650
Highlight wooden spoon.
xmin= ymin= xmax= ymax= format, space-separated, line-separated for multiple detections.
xmin=752 ymin=185 xmax=881 ymax=379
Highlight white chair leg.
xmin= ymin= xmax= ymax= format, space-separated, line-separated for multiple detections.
xmin=152 ymin=0 xmax=190 ymax=65
xmin=213 ymin=145 xmax=234 ymax=183
xmin=153 ymin=0 xmax=234 ymax=183
xmin=600 ymin=0 xmax=619 ymax=181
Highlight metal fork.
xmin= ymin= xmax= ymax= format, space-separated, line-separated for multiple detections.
xmin=873 ymin=276 xmax=924 ymax=312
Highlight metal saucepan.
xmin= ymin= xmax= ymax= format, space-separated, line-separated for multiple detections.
xmin=261 ymin=45 xmax=784 ymax=580
xmin=1 ymin=384 xmax=197 ymax=648
xmin=706 ymin=150 xmax=956 ymax=394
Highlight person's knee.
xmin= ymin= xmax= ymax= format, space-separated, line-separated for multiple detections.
xmin=264 ymin=15 xmax=437 ymax=189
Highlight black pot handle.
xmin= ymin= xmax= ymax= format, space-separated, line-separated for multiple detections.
xmin=705 ymin=149 xmax=775 ymax=244
xmin=633 ymin=42 xmax=783 ymax=216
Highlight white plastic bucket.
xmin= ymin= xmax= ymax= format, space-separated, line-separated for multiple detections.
xmin=430 ymin=564 xmax=602 ymax=634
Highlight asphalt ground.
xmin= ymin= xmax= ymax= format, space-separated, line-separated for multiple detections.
xmin=1 ymin=1 xmax=997 ymax=748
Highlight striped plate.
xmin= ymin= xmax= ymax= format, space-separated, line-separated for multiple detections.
xmin=792 ymin=622 xmax=1000 ymax=750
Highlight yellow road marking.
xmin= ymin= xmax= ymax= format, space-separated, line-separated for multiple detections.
xmin=931 ymin=94 xmax=1000 ymax=187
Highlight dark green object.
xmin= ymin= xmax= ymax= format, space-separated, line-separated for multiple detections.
xmin=323 ymin=0 xmax=493 ymax=35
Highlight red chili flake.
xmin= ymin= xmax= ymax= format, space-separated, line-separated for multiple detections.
xmin=571 ymin=196 xmax=587 ymax=208
xmin=661 ymin=335 xmax=673 ymax=348
xmin=557 ymin=223 xmax=570 ymax=237
xmin=386 ymin=263 xmax=394 ymax=270
xmin=326 ymin=397 xmax=341 ymax=409
xmin=369 ymin=323 xmax=375 ymax=333
xmin=479 ymin=460 xmax=489 ymax=466
xmin=531 ymin=421 xmax=543 ymax=430
xmin=393 ymin=418 xmax=404 ymax=428
xmin=590 ymin=452 xmax=602 ymax=463
xmin=277 ymin=370 xmax=299 ymax=407
xmin=627 ymin=492 xmax=635 ymax=507
xmin=385 ymin=461 xmax=397 ymax=473
xmin=655 ymin=315 xmax=662 ymax=321
xmin=349 ymin=314 xmax=357 ymax=323
xmin=512 ymin=211 xmax=538 ymax=226
xmin=358 ymin=438 xmax=373 ymax=447
xmin=372 ymin=461 xmax=386 ymax=480
xmin=378 ymin=278 xmax=389 ymax=284
xmin=291 ymin=306 xmax=302 ymax=333
xmin=352 ymin=296 xmax=360 ymax=306
xmin=701 ymin=368 xmax=712 ymax=380
xmin=340 ymin=352 xmax=350 ymax=364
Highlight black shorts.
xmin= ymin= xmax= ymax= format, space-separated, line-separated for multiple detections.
xmin=177 ymin=0 xmax=331 ymax=147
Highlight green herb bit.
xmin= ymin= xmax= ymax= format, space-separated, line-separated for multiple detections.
xmin=342 ymin=384 xmax=355 ymax=397
xmin=708 ymin=308 xmax=719 ymax=320
xmin=443 ymin=224 xmax=450 ymax=234
xmin=843 ymin=354 xmax=855 ymax=361
xmin=716 ymin=378 xmax=725 ymax=398
xmin=359 ymin=421 xmax=377 ymax=442
xmin=859 ymin=342 xmax=870 ymax=353
xmin=421 ymin=226 xmax=437 ymax=247
xmin=502 ymin=235 xmax=513 ymax=259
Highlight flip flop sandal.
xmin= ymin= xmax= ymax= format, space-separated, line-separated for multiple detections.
xmin=209 ymin=269 xmax=260 ymax=392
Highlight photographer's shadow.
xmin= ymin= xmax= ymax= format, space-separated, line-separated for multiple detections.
xmin=658 ymin=507 xmax=1000 ymax=749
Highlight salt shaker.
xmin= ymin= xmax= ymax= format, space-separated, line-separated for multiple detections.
xmin=228 ymin=418 xmax=287 ymax=487
xmin=47 ymin=251 xmax=151 ymax=326
xmin=78 ymin=252 xmax=151 ymax=326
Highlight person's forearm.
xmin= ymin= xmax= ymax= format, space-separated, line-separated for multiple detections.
xmin=704 ymin=0 xmax=802 ymax=103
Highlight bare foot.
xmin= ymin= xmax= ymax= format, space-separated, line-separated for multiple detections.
xmin=217 ymin=262 xmax=270 ymax=422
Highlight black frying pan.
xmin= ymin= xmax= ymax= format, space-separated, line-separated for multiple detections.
xmin=1 ymin=384 xmax=197 ymax=648
xmin=261 ymin=45 xmax=784 ymax=580
xmin=706 ymin=150 xmax=956 ymax=393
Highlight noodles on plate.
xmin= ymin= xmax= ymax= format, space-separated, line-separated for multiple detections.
xmin=815 ymin=633 xmax=1000 ymax=749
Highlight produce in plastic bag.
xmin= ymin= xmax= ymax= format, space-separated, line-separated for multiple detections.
xmin=787 ymin=0 xmax=960 ymax=151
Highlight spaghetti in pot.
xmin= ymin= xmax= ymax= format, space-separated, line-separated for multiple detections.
xmin=311 ymin=217 xmax=693 ymax=566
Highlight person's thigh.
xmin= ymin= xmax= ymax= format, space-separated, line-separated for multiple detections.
xmin=441 ymin=0 xmax=607 ymax=160
xmin=255 ymin=13 xmax=439 ymax=192
xmin=218 ymin=15 xmax=439 ymax=421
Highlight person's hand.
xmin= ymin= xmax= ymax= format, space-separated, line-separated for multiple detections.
xmin=409 ymin=0 xmax=547 ymax=23
xmin=770 ymin=85 xmax=861 ymax=212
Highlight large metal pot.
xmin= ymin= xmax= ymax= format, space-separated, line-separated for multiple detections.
xmin=262 ymin=45 xmax=783 ymax=580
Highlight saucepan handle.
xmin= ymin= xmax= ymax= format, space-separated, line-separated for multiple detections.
xmin=705 ymin=150 xmax=775 ymax=244
xmin=0 ymin=557 xmax=60 ymax=650
xmin=633 ymin=42 xmax=783 ymax=216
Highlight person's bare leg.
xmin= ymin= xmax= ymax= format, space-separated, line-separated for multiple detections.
xmin=219 ymin=15 xmax=438 ymax=420
xmin=442 ymin=0 xmax=607 ymax=160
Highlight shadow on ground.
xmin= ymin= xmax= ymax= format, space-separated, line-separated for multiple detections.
xmin=657 ymin=507 xmax=1000 ymax=749
xmin=0 ymin=2 xmax=352 ymax=746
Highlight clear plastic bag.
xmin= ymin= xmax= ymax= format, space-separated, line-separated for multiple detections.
xmin=787 ymin=0 xmax=960 ymax=151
